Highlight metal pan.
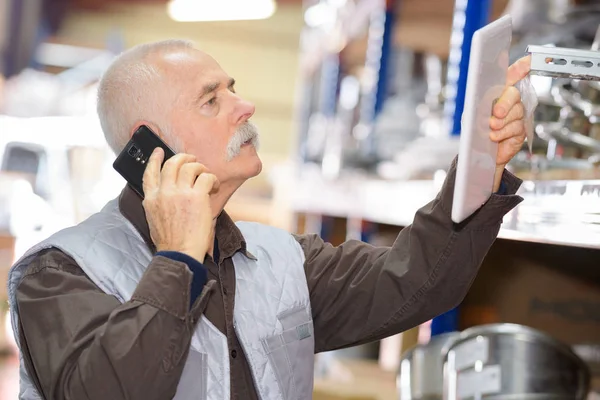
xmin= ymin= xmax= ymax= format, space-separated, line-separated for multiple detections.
xmin=442 ymin=323 xmax=590 ymax=400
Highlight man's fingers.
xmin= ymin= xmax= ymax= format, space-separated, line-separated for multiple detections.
xmin=142 ymin=147 xmax=164 ymax=195
xmin=160 ymin=153 xmax=196 ymax=187
xmin=490 ymin=102 xmax=525 ymax=130
xmin=493 ymin=86 xmax=521 ymax=119
xmin=194 ymin=173 xmax=220 ymax=195
xmin=506 ymin=55 xmax=531 ymax=86
xmin=490 ymin=119 xmax=526 ymax=143
xmin=178 ymin=163 xmax=209 ymax=188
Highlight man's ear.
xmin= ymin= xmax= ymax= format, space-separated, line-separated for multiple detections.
xmin=130 ymin=121 xmax=164 ymax=140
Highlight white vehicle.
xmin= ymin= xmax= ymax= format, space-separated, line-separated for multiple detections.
xmin=0 ymin=114 xmax=123 ymax=261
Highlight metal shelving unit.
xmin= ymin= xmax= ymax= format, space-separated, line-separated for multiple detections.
xmin=291 ymin=0 xmax=600 ymax=251
xmin=294 ymin=0 xmax=396 ymax=243
xmin=291 ymin=0 xmax=600 ymax=383
xmin=288 ymin=169 xmax=600 ymax=249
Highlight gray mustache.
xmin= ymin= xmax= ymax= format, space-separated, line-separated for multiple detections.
xmin=226 ymin=121 xmax=260 ymax=161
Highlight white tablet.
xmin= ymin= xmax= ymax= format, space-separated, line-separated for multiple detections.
xmin=451 ymin=14 xmax=513 ymax=224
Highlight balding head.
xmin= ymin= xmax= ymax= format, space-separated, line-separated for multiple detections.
xmin=96 ymin=39 xmax=193 ymax=154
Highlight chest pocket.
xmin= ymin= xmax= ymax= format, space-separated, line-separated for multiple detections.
xmin=262 ymin=306 xmax=315 ymax=400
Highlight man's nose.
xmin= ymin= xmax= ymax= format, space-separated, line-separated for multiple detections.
xmin=235 ymin=98 xmax=255 ymax=125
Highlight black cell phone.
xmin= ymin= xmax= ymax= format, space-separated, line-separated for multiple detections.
xmin=113 ymin=125 xmax=176 ymax=198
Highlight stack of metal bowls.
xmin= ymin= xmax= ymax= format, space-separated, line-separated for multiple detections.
xmin=397 ymin=324 xmax=590 ymax=400
xmin=443 ymin=324 xmax=590 ymax=400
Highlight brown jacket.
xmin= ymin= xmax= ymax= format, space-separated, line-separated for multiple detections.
xmin=14 ymin=160 xmax=523 ymax=400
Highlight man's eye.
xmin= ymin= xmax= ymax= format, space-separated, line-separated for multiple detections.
xmin=206 ymin=97 xmax=217 ymax=106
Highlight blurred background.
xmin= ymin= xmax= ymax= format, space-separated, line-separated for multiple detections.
xmin=1 ymin=0 xmax=600 ymax=399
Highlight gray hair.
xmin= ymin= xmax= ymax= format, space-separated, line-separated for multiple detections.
xmin=96 ymin=39 xmax=193 ymax=154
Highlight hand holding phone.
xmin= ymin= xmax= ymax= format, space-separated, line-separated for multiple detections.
xmin=112 ymin=125 xmax=219 ymax=261
xmin=142 ymin=148 xmax=219 ymax=262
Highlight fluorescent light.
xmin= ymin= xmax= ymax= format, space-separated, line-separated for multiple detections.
xmin=167 ymin=0 xmax=277 ymax=22
xmin=304 ymin=3 xmax=336 ymax=28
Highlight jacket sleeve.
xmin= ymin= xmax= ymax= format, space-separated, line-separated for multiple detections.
xmin=15 ymin=249 xmax=214 ymax=400
xmin=295 ymin=159 xmax=523 ymax=353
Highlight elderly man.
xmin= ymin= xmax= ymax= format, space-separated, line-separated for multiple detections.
xmin=8 ymin=39 xmax=529 ymax=400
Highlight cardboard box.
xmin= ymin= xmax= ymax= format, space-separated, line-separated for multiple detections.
xmin=394 ymin=0 xmax=510 ymax=59
xmin=492 ymin=261 xmax=600 ymax=344
xmin=341 ymin=0 xmax=510 ymax=67
xmin=463 ymin=240 xmax=600 ymax=345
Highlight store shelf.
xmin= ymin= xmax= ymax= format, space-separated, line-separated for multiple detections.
xmin=288 ymin=169 xmax=600 ymax=250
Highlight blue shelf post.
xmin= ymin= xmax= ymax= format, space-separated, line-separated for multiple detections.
xmin=356 ymin=0 xmax=396 ymax=159
xmin=431 ymin=0 xmax=492 ymax=337
xmin=443 ymin=0 xmax=493 ymax=137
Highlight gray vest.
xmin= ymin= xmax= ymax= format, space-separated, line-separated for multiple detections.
xmin=8 ymin=199 xmax=315 ymax=399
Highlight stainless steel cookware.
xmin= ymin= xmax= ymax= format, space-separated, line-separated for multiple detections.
xmin=442 ymin=324 xmax=590 ymax=400
xmin=397 ymin=332 xmax=461 ymax=400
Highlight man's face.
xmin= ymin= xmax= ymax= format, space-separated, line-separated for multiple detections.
xmin=161 ymin=49 xmax=262 ymax=186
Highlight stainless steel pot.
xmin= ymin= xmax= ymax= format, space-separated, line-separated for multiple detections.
xmin=397 ymin=332 xmax=461 ymax=400
xmin=442 ymin=324 xmax=590 ymax=400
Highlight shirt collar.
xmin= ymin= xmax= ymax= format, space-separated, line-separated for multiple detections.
xmin=118 ymin=185 xmax=256 ymax=261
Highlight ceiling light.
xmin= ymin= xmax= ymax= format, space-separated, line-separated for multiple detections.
xmin=167 ymin=0 xmax=277 ymax=22
xmin=304 ymin=3 xmax=336 ymax=28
